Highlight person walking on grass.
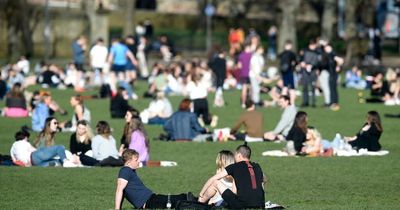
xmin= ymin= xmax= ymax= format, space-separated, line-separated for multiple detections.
xmin=114 ymin=149 xmax=193 ymax=209
xmin=198 ymin=144 xmax=265 ymax=209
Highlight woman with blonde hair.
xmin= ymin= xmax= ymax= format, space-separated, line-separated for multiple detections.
xmin=69 ymin=120 xmax=97 ymax=166
xmin=301 ymin=127 xmax=323 ymax=156
xmin=208 ymin=150 xmax=236 ymax=206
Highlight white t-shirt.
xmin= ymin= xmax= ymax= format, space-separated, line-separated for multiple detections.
xmin=167 ymin=74 xmax=182 ymax=94
xmin=90 ymin=44 xmax=108 ymax=69
xmin=10 ymin=140 xmax=36 ymax=166
xmin=186 ymin=81 xmax=208 ymax=100
xmin=17 ymin=59 xmax=30 ymax=75
xmin=148 ymin=98 xmax=173 ymax=118
xmin=249 ymin=53 xmax=264 ymax=78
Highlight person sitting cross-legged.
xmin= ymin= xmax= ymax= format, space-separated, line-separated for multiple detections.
xmin=264 ymin=95 xmax=297 ymax=141
xmin=230 ymin=100 xmax=264 ymax=142
xmin=198 ymin=144 xmax=265 ymax=209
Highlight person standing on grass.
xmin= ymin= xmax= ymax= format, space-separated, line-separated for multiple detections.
xmin=72 ymin=35 xmax=87 ymax=91
xmin=114 ymin=149 xmax=193 ymax=209
xmin=89 ymin=38 xmax=108 ymax=86
xmin=237 ymin=44 xmax=253 ymax=108
xmin=279 ymin=40 xmax=297 ymax=89
xmin=249 ymin=45 xmax=265 ymax=106
xmin=208 ymin=45 xmax=227 ymax=107
xmin=108 ymin=37 xmax=138 ymax=93
xmin=299 ymin=39 xmax=319 ymax=107
xmin=324 ymin=43 xmax=344 ymax=111
xmin=198 ymin=144 xmax=265 ymax=209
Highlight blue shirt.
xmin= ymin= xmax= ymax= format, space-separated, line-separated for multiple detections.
xmin=118 ymin=166 xmax=153 ymax=208
xmin=110 ymin=43 xmax=129 ymax=65
xmin=32 ymin=103 xmax=49 ymax=132
xmin=72 ymin=42 xmax=85 ymax=64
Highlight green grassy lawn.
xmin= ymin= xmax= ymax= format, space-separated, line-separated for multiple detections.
xmin=0 ymin=81 xmax=399 ymax=209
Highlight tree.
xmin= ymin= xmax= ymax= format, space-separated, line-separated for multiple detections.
xmin=344 ymin=0 xmax=363 ymax=65
xmin=278 ymin=0 xmax=301 ymax=53
xmin=1 ymin=0 xmax=42 ymax=60
xmin=123 ymin=0 xmax=136 ymax=37
xmin=321 ymin=0 xmax=336 ymax=41
xmin=84 ymin=1 xmax=110 ymax=45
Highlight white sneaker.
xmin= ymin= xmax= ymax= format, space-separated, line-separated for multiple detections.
xmin=131 ymin=93 xmax=138 ymax=100
xmin=160 ymin=161 xmax=178 ymax=167
xmin=210 ymin=115 xmax=218 ymax=128
xmin=63 ymin=159 xmax=76 ymax=168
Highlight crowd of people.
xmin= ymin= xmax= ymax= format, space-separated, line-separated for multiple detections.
xmin=0 ymin=24 xmax=393 ymax=209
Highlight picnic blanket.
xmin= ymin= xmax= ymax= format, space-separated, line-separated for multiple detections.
xmin=262 ymin=149 xmax=389 ymax=157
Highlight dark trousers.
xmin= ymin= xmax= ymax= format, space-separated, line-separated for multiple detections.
xmin=301 ymin=69 xmax=317 ymax=106
xmin=192 ymin=98 xmax=212 ymax=125
xmin=99 ymin=156 xmax=123 ymax=167
xmin=329 ymin=73 xmax=339 ymax=104
xmin=79 ymin=154 xmax=99 ymax=166
xmin=146 ymin=193 xmax=188 ymax=209
xmin=282 ymin=71 xmax=295 ymax=89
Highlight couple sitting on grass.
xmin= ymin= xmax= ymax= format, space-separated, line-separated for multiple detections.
xmin=115 ymin=144 xmax=266 ymax=209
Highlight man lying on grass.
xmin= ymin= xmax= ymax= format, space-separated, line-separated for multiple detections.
xmin=198 ymin=144 xmax=266 ymax=209
xmin=114 ymin=149 xmax=193 ymax=209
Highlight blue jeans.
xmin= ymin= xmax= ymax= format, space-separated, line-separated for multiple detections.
xmin=148 ymin=116 xmax=168 ymax=125
xmin=31 ymin=145 xmax=67 ymax=167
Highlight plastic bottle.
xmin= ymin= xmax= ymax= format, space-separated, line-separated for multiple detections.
xmin=166 ymin=193 xmax=171 ymax=209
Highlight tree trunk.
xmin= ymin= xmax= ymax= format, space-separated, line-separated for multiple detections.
xmin=321 ymin=0 xmax=336 ymax=41
xmin=123 ymin=0 xmax=135 ymax=37
xmin=19 ymin=0 xmax=34 ymax=58
xmin=85 ymin=1 xmax=110 ymax=45
xmin=278 ymin=0 xmax=301 ymax=53
xmin=344 ymin=0 xmax=359 ymax=65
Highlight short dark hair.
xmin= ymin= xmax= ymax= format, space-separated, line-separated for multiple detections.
xmin=15 ymin=130 xmax=29 ymax=141
xmin=245 ymin=99 xmax=254 ymax=109
xmin=236 ymin=144 xmax=251 ymax=159
xmin=280 ymin=95 xmax=291 ymax=105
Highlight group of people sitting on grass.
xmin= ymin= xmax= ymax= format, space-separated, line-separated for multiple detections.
xmin=9 ymin=105 xmax=180 ymax=168
xmin=261 ymin=109 xmax=383 ymax=157
xmin=115 ymin=144 xmax=267 ymax=210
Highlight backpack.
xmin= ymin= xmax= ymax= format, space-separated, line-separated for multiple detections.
xmin=99 ymin=84 xmax=112 ymax=98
